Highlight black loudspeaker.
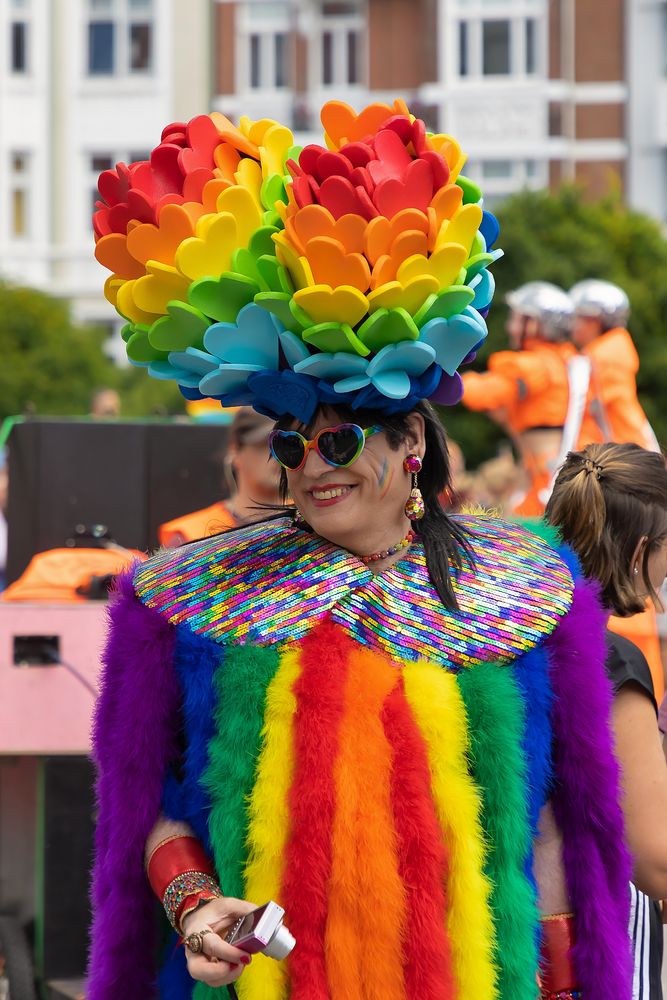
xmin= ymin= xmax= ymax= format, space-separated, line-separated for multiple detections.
xmin=36 ymin=757 xmax=95 ymax=981
xmin=6 ymin=419 xmax=230 ymax=584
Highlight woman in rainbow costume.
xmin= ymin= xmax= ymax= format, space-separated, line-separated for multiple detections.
xmin=88 ymin=99 xmax=632 ymax=1000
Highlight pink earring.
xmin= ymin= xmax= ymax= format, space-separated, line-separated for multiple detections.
xmin=403 ymin=454 xmax=425 ymax=520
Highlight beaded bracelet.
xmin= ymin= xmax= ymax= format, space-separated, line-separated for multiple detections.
xmin=163 ymin=871 xmax=222 ymax=931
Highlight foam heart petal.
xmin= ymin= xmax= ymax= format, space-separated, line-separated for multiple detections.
xmin=465 ymin=248 xmax=503 ymax=280
xmin=457 ymin=175 xmax=482 ymax=204
xmin=367 ymin=341 xmax=435 ymax=378
xmin=357 ymin=308 xmax=419 ymax=352
xmin=188 ymin=273 xmax=255 ymax=323
xmin=203 ymin=303 xmax=282 ymax=366
xmin=255 ymin=292 xmax=304 ymax=333
xmin=280 ymin=331 xmax=312 ymax=368
xmin=132 ymin=262 xmax=190 ymax=315
xmin=176 ymin=213 xmax=238 ymax=281
xmin=248 ymin=226 xmax=280 ymax=259
xmin=364 ymin=209 xmax=428 ymax=264
xmin=304 ymin=237 xmax=371 ymax=292
xmin=468 ymin=270 xmax=495 ymax=312
xmin=168 ymin=347 xmax=221 ymax=375
xmin=256 ymin=256 xmax=293 ymax=295
xmin=126 ymin=204 xmax=197 ymax=267
xmin=216 ymin=186 xmax=263 ymax=246
xmin=397 ymin=245 xmax=468 ymax=289
xmin=116 ymin=280 xmax=162 ymax=326
xmin=367 ymin=276 xmax=438 ymax=314
xmin=302 ymin=322 xmax=370 ymax=357
xmin=95 ymin=234 xmax=145 ymax=279
xmin=292 ymin=205 xmax=366 ymax=254
xmin=373 ymin=159 xmax=433 ymax=218
xmin=293 ymin=285 xmax=369 ymax=327
xmin=148 ymin=360 xmax=202 ymax=386
xmin=413 ymin=286 xmax=476 ymax=326
xmin=148 ymin=302 xmax=210 ymax=352
xmin=480 ymin=210 xmax=500 ymax=249
xmin=199 ymin=364 xmax=264 ymax=397
xmin=429 ymin=185 xmax=464 ymax=228
xmin=126 ymin=327 xmax=168 ymax=364
xmin=261 ymin=174 xmax=287 ymax=213
xmin=273 ymin=232 xmax=315 ymax=289
xmin=419 ymin=311 xmax=487 ymax=375
xmin=435 ymin=203 xmax=483 ymax=255
xmin=367 ymin=129 xmax=412 ymax=185
xmin=294 ymin=352 xmax=368 ymax=380
xmin=260 ymin=122 xmax=293 ymax=177
xmin=321 ymin=100 xmax=404 ymax=147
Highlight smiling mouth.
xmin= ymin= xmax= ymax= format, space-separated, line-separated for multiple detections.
xmin=309 ymin=485 xmax=355 ymax=503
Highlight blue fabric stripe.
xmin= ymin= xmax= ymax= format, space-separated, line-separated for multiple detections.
xmin=162 ymin=625 xmax=225 ymax=853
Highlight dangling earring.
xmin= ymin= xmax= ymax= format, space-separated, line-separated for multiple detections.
xmin=403 ymin=454 xmax=425 ymax=521
xmin=293 ymin=507 xmax=306 ymax=526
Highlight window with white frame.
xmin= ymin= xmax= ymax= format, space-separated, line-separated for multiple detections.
xmin=9 ymin=0 xmax=30 ymax=73
xmin=87 ymin=0 xmax=154 ymax=77
xmin=457 ymin=10 xmax=542 ymax=79
xmin=240 ymin=2 xmax=291 ymax=92
xmin=9 ymin=152 xmax=30 ymax=239
xmin=316 ymin=1 xmax=365 ymax=88
xmin=464 ymin=157 xmax=546 ymax=207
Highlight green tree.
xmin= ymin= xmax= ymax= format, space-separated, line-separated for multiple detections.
xmin=444 ymin=186 xmax=667 ymax=467
xmin=0 ymin=281 xmax=185 ymax=421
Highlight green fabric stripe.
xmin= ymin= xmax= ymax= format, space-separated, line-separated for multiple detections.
xmin=457 ymin=662 xmax=539 ymax=1000
xmin=194 ymin=643 xmax=281 ymax=1000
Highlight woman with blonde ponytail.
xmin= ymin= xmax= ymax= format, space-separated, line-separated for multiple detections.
xmin=547 ymin=442 xmax=667 ymax=1000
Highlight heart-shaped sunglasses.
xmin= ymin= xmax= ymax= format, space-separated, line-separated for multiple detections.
xmin=269 ymin=423 xmax=382 ymax=472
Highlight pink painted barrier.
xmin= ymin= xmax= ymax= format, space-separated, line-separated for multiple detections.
xmin=0 ymin=603 xmax=107 ymax=754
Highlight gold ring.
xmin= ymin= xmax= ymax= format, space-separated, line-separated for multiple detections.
xmin=184 ymin=928 xmax=212 ymax=954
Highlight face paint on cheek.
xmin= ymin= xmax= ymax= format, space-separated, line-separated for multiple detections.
xmin=377 ymin=459 xmax=394 ymax=499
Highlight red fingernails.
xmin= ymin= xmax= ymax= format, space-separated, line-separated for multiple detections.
xmin=240 ymin=955 xmax=251 ymax=966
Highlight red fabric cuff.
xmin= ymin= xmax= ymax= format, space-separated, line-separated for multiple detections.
xmin=538 ymin=913 xmax=577 ymax=993
xmin=147 ymin=836 xmax=215 ymax=900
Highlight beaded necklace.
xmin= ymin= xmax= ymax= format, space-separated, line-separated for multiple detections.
xmin=359 ymin=529 xmax=415 ymax=564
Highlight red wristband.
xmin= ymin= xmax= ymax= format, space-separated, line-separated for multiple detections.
xmin=147 ymin=836 xmax=215 ymax=900
xmin=537 ymin=913 xmax=577 ymax=994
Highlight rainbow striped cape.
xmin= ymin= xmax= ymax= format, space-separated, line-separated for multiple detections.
xmin=87 ymin=516 xmax=632 ymax=1000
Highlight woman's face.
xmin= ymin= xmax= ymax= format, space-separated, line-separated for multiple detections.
xmin=284 ymin=409 xmax=426 ymax=557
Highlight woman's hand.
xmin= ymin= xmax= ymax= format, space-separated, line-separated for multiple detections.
xmin=181 ymin=897 xmax=257 ymax=988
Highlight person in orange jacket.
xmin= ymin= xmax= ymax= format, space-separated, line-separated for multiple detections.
xmin=158 ymin=408 xmax=281 ymax=547
xmin=569 ymin=279 xmax=663 ymax=697
xmin=461 ymin=281 xmax=576 ymax=516
xmin=569 ymin=279 xmax=660 ymax=452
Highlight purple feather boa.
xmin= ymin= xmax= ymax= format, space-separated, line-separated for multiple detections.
xmin=87 ymin=570 xmax=180 ymax=1000
xmin=546 ymin=577 xmax=632 ymax=1000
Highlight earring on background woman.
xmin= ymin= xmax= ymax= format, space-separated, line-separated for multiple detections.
xmin=403 ymin=454 xmax=425 ymax=521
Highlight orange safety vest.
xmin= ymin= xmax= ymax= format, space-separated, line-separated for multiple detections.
xmin=158 ymin=501 xmax=237 ymax=548
xmin=462 ymin=339 xmax=576 ymax=515
xmin=2 ymin=547 xmax=146 ymax=602
xmin=577 ymin=328 xmax=657 ymax=450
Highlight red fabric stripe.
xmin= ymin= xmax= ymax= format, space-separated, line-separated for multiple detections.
xmin=281 ymin=620 xmax=353 ymax=1000
xmin=381 ymin=679 xmax=457 ymax=999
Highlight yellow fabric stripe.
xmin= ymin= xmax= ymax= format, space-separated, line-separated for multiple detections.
xmin=238 ymin=647 xmax=302 ymax=1000
xmin=403 ymin=661 xmax=498 ymax=1000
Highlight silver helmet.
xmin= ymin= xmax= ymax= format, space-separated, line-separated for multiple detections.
xmin=569 ymin=279 xmax=630 ymax=329
xmin=506 ymin=281 xmax=574 ymax=341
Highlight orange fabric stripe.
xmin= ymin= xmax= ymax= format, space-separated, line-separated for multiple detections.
xmin=325 ymin=646 xmax=407 ymax=1000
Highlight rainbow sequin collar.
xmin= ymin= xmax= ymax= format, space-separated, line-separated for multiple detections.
xmin=133 ymin=515 xmax=573 ymax=669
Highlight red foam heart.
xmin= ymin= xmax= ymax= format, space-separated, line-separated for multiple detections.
xmin=319 ymin=176 xmax=360 ymax=218
xmin=107 ymin=203 xmax=134 ymax=234
xmin=180 ymin=115 xmax=223 ymax=174
xmin=132 ymin=145 xmax=184 ymax=200
xmin=421 ymin=150 xmax=449 ymax=190
xmin=98 ymin=165 xmax=130 ymax=207
xmin=339 ymin=142 xmax=375 ymax=168
xmin=126 ymin=190 xmax=158 ymax=225
xmin=162 ymin=121 xmax=187 ymax=143
xmin=285 ymin=157 xmax=303 ymax=179
xmin=383 ymin=116 xmax=414 ymax=145
xmin=293 ymin=176 xmax=314 ymax=207
xmin=182 ymin=167 xmax=215 ymax=203
xmin=368 ymin=129 xmax=412 ymax=185
xmin=350 ymin=166 xmax=373 ymax=194
xmin=373 ymin=159 xmax=434 ymax=218
xmin=315 ymin=150 xmax=354 ymax=183
xmin=93 ymin=209 xmax=112 ymax=239
xmin=299 ymin=144 xmax=327 ymax=175
xmin=354 ymin=185 xmax=379 ymax=220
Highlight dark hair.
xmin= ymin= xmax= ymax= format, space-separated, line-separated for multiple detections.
xmin=545 ymin=442 xmax=667 ymax=616
xmin=275 ymin=400 xmax=472 ymax=610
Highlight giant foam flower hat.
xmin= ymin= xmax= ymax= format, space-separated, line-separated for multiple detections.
xmin=94 ymin=99 xmax=502 ymax=423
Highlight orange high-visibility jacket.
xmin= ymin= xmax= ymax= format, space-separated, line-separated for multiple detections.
xmin=461 ymin=339 xmax=575 ymax=432
xmin=158 ymin=501 xmax=236 ymax=548
xmin=577 ymin=328 xmax=657 ymax=450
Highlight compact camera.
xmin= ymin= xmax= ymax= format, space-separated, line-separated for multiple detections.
xmin=225 ymin=901 xmax=295 ymax=960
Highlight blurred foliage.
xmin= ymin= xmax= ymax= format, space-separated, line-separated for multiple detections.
xmin=0 ymin=281 xmax=185 ymax=421
xmin=444 ymin=185 xmax=667 ymax=468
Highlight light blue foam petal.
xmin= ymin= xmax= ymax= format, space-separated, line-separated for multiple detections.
xmin=168 ymin=347 xmax=220 ymax=375
xmin=370 ymin=370 xmax=411 ymax=399
xmin=367 ymin=341 xmax=436 ymax=378
xmin=203 ymin=304 xmax=281 ymax=368
xmin=295 ymin=352 xmax=369 ymax=380
xmin=199 ymin=363 xmax=263 ymax=396
xmin=333 ymin=374 xmax=372 ymax=393
xmin=279 ymin=330 xmax=311 ymax=368
xmin=469 ymin=270 xmax=495 ymax=311
xmin=419 ymin=313 xmax=485 ymax=375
